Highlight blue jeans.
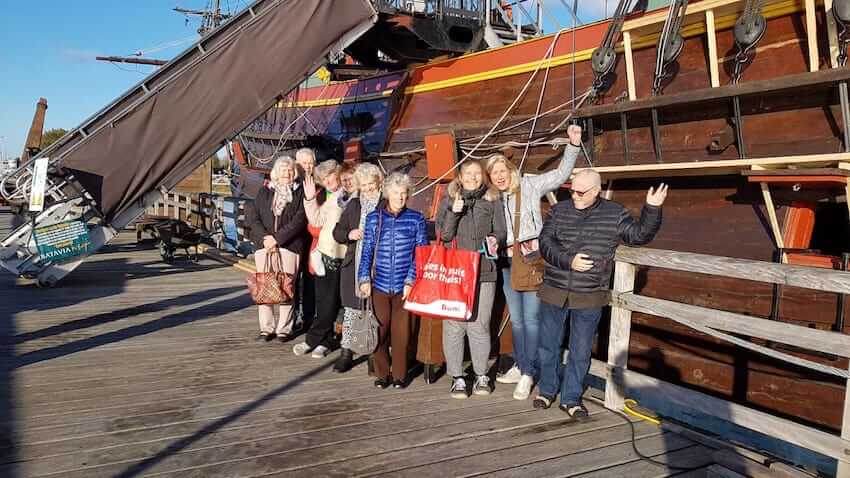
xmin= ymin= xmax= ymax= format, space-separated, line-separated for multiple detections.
xmin=501 ymin=266 xmax=541 ymax=377
xmin=538 ymin=302 xmax=603 ymax=406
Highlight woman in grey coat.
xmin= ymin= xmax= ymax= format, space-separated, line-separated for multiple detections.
xmin=485 ymin=124 xmax=583 ymax=401
xmin=435 ymin=159 xmax=507 ymax=399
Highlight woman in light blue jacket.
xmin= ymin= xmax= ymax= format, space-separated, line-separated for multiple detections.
xmin=485 ymin=124 xmax=583 ymax=401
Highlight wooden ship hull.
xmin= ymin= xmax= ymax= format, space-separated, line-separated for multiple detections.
xmin=240 ymin=0 xmax=850 ymax=432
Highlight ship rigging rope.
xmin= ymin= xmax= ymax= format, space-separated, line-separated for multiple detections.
xmin=238 ymin=82 xmax=332 ymax=164
xmin=410 ymin=28 xmax=570 ymax=197
xmin=378 ymin=92 xmax=590 ymax=159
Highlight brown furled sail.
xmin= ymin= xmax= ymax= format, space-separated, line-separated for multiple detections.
xmin=58 ymin=0 xmax=376 ymax=222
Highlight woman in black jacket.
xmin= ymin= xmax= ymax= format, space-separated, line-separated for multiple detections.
xmin=331 ymin=163 xmax=384 ymax=373
xmin=245 ymin=156 xmax=308 ymax=342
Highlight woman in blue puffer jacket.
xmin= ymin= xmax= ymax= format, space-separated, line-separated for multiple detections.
xmin=358 ymin=173 xmax=429 ymax=389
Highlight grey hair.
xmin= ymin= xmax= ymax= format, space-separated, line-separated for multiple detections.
xmin=383 ymin=172 xmax=412 ymax=195
xmin=313 ymin=159 xmax=341 ymax=187
xmin=573 ymin=169 xmax=601 ymax=188
xmin=354 ymin=163 xmax=384 ymax=187
xmin=295 ymin=148 xmax=316 ymax=164
xmin=269 ymin=156 xmax=295 ymax=184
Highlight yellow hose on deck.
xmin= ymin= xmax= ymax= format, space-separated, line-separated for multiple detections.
xmin=623 ymin=398 xmax=662 ymax=426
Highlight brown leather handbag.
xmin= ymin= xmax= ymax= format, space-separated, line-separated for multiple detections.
xmin=247 ymin=248 xmax=295 ymax=305
xmin=509 ymin=189 xmax=545 ymax=292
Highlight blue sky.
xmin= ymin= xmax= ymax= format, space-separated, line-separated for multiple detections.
xmin=0 ymin=1 xmax=606 ymax=160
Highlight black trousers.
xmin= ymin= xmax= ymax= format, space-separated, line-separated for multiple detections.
xmin=306 ymin=267 xmax=341 ymax=348
xmin=296 ymin=253 xmax=316 ymax=330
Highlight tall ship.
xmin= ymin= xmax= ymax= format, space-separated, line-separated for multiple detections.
xmin=233 ymin=0 xmax=850 ymax=435
xmin=3 ymin=0 xmax=850 ymax=457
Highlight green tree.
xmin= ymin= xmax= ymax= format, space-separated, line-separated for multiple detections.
xmin=41 ymin=128 xmax=68 ymax=149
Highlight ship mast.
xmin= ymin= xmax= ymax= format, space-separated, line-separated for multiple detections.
xmin=97 ymin=1 xmax=230 ymax=67
xmin=174 ymin=0 xmax=229 ymax=36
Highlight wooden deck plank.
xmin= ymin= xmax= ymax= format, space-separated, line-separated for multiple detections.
xmin=0 ymin=230 xmax=714 ymax=477
xmin=383 ymin=426 xmax=683 ymax=478
xmin=568 ymin=444 xmax=715 ymax=478
xmin=10 ymin=401 xmax=535 ymax=477
xmin=38 ymin=404 xmax=551 ymax=478
xmin=263 ymin=415 xmax=653 ymax=478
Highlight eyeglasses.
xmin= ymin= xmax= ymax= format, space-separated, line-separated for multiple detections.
xmin=569 ymin=187 xmax=596 ymax=198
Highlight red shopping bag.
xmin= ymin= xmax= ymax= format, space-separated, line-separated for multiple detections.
xmin=403 ymin=242 xmax=480 ymax=320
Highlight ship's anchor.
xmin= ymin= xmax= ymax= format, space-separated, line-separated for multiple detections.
xmin=731 ymin=0 xmax=766 ymax=84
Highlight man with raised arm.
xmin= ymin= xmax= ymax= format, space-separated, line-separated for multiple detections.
xmin=535 ymin=170 xmax=668 ymax=417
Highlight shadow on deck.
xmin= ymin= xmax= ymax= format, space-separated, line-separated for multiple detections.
xmin=0 ymin=208 xmax=716 ymax=477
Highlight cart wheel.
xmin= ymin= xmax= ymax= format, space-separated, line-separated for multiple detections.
xmin=159 ymin=242 xmax=174 ymax=263
xmin=36 ymin=277 xmax=56 ymax=288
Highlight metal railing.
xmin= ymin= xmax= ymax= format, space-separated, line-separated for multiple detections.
xmin=372 ymin=0 xmax=485 ymax=21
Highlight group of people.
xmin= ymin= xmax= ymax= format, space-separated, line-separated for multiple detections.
xmin=246 ymin=125 xmax=667 ymax=417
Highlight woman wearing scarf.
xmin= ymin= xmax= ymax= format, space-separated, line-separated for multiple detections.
xmin=332 ymin=163 xmax=384 ymax=373
xmin=436 ymin=160 xmax=507 ymax=398
xmin=292 ymin=160 xmax=348 ymax=358
xmin=245 ymin=156 xmax=307 ymax=342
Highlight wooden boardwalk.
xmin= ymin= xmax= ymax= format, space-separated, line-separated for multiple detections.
xmin=0 ymin=208 xmax=715 ymax=477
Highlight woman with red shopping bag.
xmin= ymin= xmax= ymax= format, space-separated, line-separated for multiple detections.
xmin=434 ymin=160 xmax=506 ymax=398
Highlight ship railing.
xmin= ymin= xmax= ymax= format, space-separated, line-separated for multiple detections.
xmin=599 ymin=246 xmax=850 ymax=476
xmin=485 ymin=0 xmax=542 ymax=43
xmin=372 ymin=0 xmax=484 ymax=21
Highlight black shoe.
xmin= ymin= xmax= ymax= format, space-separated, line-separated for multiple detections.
xmin=533 ymin=394 xmax=553 ymax=409
xmin=392 ymin=378 xmax=407 ymax=389
xmin=559 ymin=403 xmax=589 ymax=418
xmin=374 ymin=378 xmax=390 ymax=389
xmin=333 ymin=349 xmax=354 ymax=373
xmin=277 ymin=333 xmax=293 ymax=343
xmin=256 ymin=333 xmax=274 ymax=342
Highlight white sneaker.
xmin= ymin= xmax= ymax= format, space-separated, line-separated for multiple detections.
xmin=450 ymin=377 xmax=468 ymax=399
xmin=513 ymin=374 xmax=534 ymax=400
xmin=292 ymin=342 xmax=313 ymax=356
xmin=496 ymin=365 xmax=521 ymax=384
xmin=310 ymin=345 xmax=329 ymax=358
xmin=472 ymin=375 xmax=492 ymax=396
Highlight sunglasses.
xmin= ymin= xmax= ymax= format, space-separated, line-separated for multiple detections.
xmin=569 ymin=187 xmax=596 ymax=197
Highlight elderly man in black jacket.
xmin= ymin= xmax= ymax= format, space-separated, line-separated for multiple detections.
xmin=535 ymin=169 xmax=667 ymax=417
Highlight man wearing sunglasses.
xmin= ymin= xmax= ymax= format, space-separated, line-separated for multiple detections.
xmin=534 ymin=169 xmax=667 ymax=418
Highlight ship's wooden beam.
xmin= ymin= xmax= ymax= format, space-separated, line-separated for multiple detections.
xmin=706 ymin=9 xmax=720 ymax=88
xmin=623 ymin=31 xmax=637 ymax=101
xmin=751 ymin=163 xmax=787 ymax=254
xmin=574 ymin=68 xmax=850 ymax=118
xmin=805 ymin=0 xmax=820 ymax=72
xmin=624 ymin=0 xmax=796 ymax=33
xmin=573 ymin=152 xmax=850 ymax=179
xmin=761 ymin=183 xmax=786 ymax=252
